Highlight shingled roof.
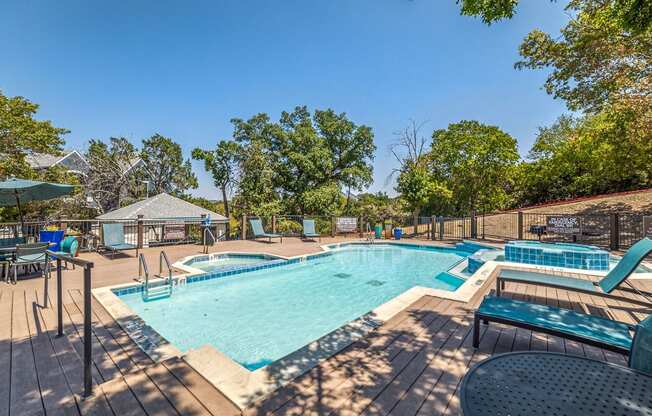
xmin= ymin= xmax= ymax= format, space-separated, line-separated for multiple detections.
xmin=96 ymin=193 xmax=228 ymax=221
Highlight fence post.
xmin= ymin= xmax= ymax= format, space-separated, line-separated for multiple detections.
xmin=272 ymin=215 xmax=277 ymax=234
xmin=137 ymin=215 xmax=144 ymax=249
xmin=56 ymin=258 xmax=63 ymax=337
xmin=241 ymin=214 xmax=247 ymax=240
xmin=331 ymin=216 xmax=336 ymax=237
xmin=358 ymin=217 xmax=363 ymax=238
xmin=200 ymin=214 xmax=207 ymax=245
xmin=430 ymin=216 xmax=436 ymax=240
xmin=439 ymin=216 xmax=445 ymax=240
xmin=471 ymin=210 xmax=477 ymax=239
xmin=517 ymin=211 xmax=524 ymax=240
xmin=413 ymin=213 xmax=418 ymax=237
xmin=610 ymin=213 xmax=620 ymax=251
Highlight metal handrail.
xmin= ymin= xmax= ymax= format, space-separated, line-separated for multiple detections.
xmin=138 ymin=253 xmax=149 ymax=285
xmin=159 ymin=250 xmax=172 ymax=285
xmin=203 ymin=227 xmax=217 ymax=254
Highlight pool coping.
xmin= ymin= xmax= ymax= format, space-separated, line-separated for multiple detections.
xmin=90 ymin=240 xmax=499 ymax=409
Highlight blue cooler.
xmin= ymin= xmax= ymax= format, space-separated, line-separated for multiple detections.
xmin=393 ymin=228 xmax=402 ymax=240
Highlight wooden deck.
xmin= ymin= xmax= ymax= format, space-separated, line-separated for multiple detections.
xmin=0 ymin=239 xmax=650 ymax=415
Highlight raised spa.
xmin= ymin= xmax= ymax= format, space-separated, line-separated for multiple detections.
xmin=505 ymin=240 xmax=610 ymax=271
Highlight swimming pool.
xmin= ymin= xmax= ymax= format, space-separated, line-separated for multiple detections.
xmin=117 ymin=244 xmax=470 ymax=371
xmin=181 ymin=253 xmax=274 ymax=272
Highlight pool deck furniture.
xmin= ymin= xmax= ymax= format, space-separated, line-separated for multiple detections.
xmin=249 ymin=218 xmax=283 ymax=243
xmin=473 ymin=295 xmax=652 ymax=354
xmin=460 ymin=352 xmax=652 ymax=416
xmin=101 ymin=223 xmax=139 ymax=259
xmin=39 ymin=230 xmax=65 ymax=252
xmin=497 ymin=237 xmax=652 ymax=304
xmin=10 ymin=242 xmax=50 ymax=284
xmin=301 ymin=219 xmax=321 ymax=242
xmin=50 ymin=236 xmax=80 ymax=269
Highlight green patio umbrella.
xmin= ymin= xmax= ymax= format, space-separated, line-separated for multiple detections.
xmin=0 ymin=178 xmax=75 ymax=233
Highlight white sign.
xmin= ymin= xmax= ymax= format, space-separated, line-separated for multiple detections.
xmin=336 ymin=217 xmax=357 ymax=233
xmin=546 ymin=216 xmax=581 ymax=234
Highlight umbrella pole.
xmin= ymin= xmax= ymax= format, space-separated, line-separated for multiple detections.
xmin=15 ymin=191 xmax=25 ymax=238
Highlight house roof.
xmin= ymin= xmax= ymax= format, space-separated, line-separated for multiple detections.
xmin=96 ymin=193 xmax=228 ymax=222
xmin=26 ymin=150 xmax=89 ymax=171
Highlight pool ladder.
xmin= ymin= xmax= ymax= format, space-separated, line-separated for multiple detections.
xmin=140 ymin=251 xmax=174 ymax=301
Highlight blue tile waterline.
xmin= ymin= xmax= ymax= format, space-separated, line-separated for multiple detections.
xmin=504 ymin=241 xmax=610 ymax=271
xmin=115 ymin=244 xmax=473 ymax=370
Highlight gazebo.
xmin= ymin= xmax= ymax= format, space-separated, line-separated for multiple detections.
xmin=96 ymin=193 xmax=228 ymax=246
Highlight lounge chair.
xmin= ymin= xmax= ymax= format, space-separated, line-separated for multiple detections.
xmin=497 ymin=237 xmax=652 ymax=304
xmin=473 ymin=295 xmax=652 ymax=358
xmin=302 ymin=219 xmax=321 ymax=242
xmin=50 ymin=236 xmax=80 ymax=269
xmin=10 ymin=242 xmax=50 ymax=284
xmin=249 ymin=218 xmax=282 ymax=243
xmin=102 ymin=223 xmax=138 ymax=258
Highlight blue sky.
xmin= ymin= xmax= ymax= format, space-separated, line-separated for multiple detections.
xmin=1 ymin=0 xmax=570 ymax=199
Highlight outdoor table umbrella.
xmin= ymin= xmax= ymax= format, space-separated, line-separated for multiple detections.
xmin=0 ymin=178 xmax=75 ymax=234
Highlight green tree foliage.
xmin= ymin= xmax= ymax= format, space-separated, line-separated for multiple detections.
xmin=458 ymin=0 xmax=652 ymax=33
xmin=0 ymin=90 xmax=68 ymax=179
xmin=228 ymin=106 xmax=375 ymax=216
xmin=429 ymin=121 xmax=520 ymax=215
xmin=141 ymin=134 xmax=198 ymax=196
xmin=192 ymin=140 xmax=241 ymax=218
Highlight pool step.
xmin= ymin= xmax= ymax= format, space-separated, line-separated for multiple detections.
xmin=145 ymin=284 xmax=173 ymax=300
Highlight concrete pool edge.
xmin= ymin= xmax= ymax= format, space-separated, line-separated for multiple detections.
xmin=92 ymin=241 xmax=496 ymax=409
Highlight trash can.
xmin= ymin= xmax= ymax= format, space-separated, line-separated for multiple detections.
xmin=374 ymin=225 xmax=383 ymax=239
xmin=393 ymin=228 xmax=403 ymax=240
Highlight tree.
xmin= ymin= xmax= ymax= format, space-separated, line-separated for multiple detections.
xmin=229 ymin=106 xmax=376 ymax=216
xmin=457 ymin=0 xmax=652 ymax=33
xmin=391 ymin=120 xmax=450 ymax=216
xmin=430 ymin=120 xmax=520 ymax=215
xmin=192 ymin=140 xmax=241 ymax=219
xmin=141 ymin=134 xmax=198 ymax=196
xmin=84 ymin=137 xmax=145 ymax=213
xmin=0 ymin=90 xmax=68 ymax=179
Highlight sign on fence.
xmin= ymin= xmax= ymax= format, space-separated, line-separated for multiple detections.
xmin=336 ymin=217 xmax=357 ymax=233
xmin=546 ymin=216 xmax=582 ymax=234
xmin=163 ymin=224 xmax=186 ymax=240
xmin=644 ymin=216 xmax=652 ymax=238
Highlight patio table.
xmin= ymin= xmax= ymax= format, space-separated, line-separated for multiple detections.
xmin=460 ymin=351 xmax=652 ymax=416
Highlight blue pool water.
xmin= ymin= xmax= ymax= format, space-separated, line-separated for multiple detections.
xmin=188 ymin=255 xmax=269 ymax=272
xmin=118 ymin=244 xmax=469 ymax=370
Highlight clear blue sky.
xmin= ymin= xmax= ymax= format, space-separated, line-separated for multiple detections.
xmin=1 ymin=0 xmax=570 ymax=199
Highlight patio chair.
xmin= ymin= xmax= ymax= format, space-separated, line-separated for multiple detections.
xmin=102 ymin=223 xmax=138 ymax=259
xmin=0 ymin=237 xmax=24 ymax=281
xmin=497 ymin=237 xmax=652 ymax=304
xmin=10 ymin=242 xmax=50 ymax=284
xmin=302 ymin=219 xmax=321 ymax=242
xmin=473 ymin=295 xmax=652 ymax=358
xmin=249 ymin=218 xmax=282 ymax=243
xmin=50 ymin=236 xmax=80 ymax=269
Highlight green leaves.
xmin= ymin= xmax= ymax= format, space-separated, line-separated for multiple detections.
xmin=141 ymin=134 xmax=198 ymax=196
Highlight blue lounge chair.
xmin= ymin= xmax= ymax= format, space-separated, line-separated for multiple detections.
xmin=302 ymin=219 xmax=321 ymax=242
xmin=497 ymin=237 xmax=652 ymax=304
xmin=473 ymin=295 xmax=652 ymax=361
xmin=102 ymin=223 xmax=138 ymax=258
xmin=249 ymin=218 xmax=282 ymax=243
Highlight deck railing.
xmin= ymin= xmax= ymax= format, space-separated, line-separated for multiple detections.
xmin=46 ymin=250 xmax=95 ymax=398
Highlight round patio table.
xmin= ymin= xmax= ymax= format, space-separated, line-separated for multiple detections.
xmin=460 ymin=351 xmax=652 ymax=416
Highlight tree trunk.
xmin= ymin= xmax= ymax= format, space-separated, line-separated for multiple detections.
xmin=221 ymin=186 xmax=231 ymax=238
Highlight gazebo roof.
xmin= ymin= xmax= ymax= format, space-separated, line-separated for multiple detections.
xmin=96 ymin=193 xmax=228 ymax=222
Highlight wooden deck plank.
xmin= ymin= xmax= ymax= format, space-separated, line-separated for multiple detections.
xmin=99 ymin=377 xmax=147 ymax=416
xmin=10 ymin=291 xmax=45 ymax=416
xmin=122 ymin=369 xmax=180 ymax=416
xmin=0 ymin=291 xmax=13 ymax=416
xmin=23 ymin=289 xmax=80 ymax=415
xmin=163 ymin=359 xmax=240 ymax=416
xmin=144 ymin=362 xmax=213 ymax=416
